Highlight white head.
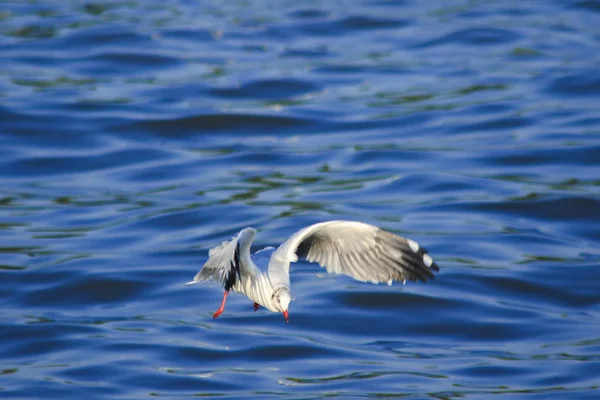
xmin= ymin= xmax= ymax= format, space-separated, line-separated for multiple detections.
xmin=273 ymin=287 xmax=291 ymax=323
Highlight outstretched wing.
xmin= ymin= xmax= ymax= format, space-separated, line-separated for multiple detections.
xmin=271 ymin=221 xmax=439 ymax=285
xmin=186 ymin=228 xmax=256 ymax=291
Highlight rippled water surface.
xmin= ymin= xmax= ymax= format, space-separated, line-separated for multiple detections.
xmin=2 ymin=1 xmax=600 ymax=398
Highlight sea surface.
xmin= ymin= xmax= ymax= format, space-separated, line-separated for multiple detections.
xmin=1 ymin=1 xmax=600 ymax=399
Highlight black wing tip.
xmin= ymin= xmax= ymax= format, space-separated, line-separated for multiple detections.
xmin=234 ymin=241 xmax=242 ymax=280
xmin=224 ymin=241 xmax=242 ymax=291
xmin=224 ymin=269 xmax=236 ymax=291
xmin=378 ymin=231 xmax=441 ymax=283
xmin=415 ymin=252 xmax=440 ymax=282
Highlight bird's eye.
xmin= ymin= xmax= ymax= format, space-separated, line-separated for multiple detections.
xmin=277 ymin=298 xmax=281 ymax=304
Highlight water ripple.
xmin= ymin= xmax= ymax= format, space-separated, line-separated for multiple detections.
xmin=1 ymin=0 xmax=600 ymax=398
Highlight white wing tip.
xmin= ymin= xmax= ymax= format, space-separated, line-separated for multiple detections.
xmin=407 ymin=239 xmax=420 ymax=253
xmin=185 ymin=280 xmax=198 ymax=286
xmin=423 ymin=254 xmax=434 ymax=268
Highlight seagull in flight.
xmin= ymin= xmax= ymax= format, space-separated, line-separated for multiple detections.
xmin=186 ymin=220 xmax=439 ymax=323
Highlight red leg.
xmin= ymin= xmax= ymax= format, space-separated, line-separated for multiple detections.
xmin=213 ymin=290 xmax=229 ymax=319
xmin=253 ymin=302 xmax=260 ymax=311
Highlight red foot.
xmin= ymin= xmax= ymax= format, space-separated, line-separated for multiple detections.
xmin=212 ymin=290 xmax=229 ymax=319
xmin=253 ymin=302 xmax=260 ymax=311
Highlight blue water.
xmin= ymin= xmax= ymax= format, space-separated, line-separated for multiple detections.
xmin=1 ymin=1 xmax=600 ymax=398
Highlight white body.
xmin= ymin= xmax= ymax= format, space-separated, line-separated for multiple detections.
xmin=232 ymin=247 xmax=280 ymax=312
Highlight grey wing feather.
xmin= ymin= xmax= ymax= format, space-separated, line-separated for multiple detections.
xmin=290 ymin=221 xmax=439 ymax=284
xmin=186 ymin=228 xmax=256 ymax=290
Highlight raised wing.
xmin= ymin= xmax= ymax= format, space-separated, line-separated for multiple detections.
xmin=186 ymin=227 xmax=256 ymax=290
xmin=270 ymin=221 xmax=439 ymax=285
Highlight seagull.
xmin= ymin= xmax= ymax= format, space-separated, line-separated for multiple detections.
xmin=186 ymin=220 xmax=439 ymax=323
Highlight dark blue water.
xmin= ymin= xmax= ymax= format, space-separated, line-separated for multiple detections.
xmin=2 ymin=1 xmax=600 ymax=398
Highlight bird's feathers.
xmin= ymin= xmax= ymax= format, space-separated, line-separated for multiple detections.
xmin=187 ymin=228 xmax=257 ymax=291
xmin=271 ymin=220 xmax=439 ymax=286
xmin=187 ymin=221 xmax=439 ymax=314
